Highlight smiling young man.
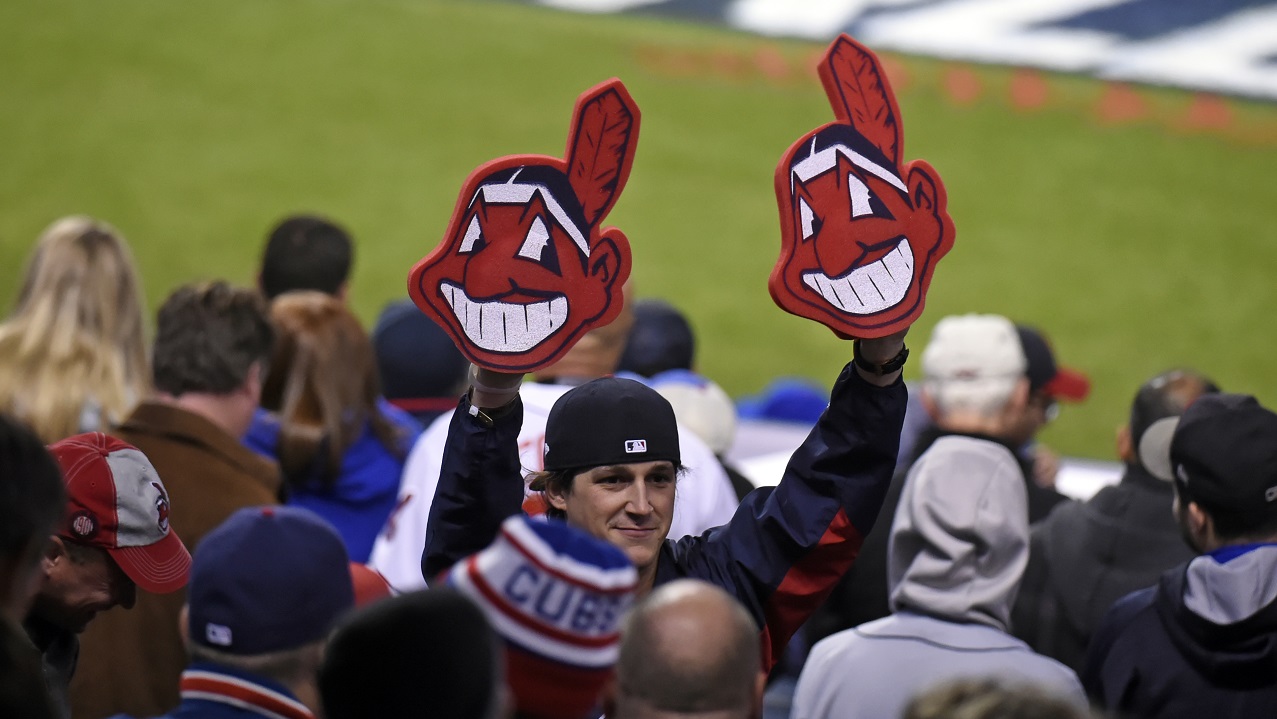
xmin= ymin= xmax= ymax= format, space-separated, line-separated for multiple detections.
xmin=422 ymin=331 xmax=908 ymax=671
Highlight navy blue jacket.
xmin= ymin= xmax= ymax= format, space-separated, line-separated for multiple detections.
xmin=1083 ymin=546 xmax=1277 ymax=718
xmin=423 ymin=362 xmax=906 ymax=672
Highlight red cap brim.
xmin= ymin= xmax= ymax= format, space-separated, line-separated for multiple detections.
xmin=1043 ymin=367 xmax=1091 ymax=402
xmin=109 ymin=529 xmax=192 ymax=594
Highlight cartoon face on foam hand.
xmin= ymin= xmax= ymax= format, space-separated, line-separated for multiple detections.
xmin=770 ymin=35 xmax=955 ymax=339
xmin=409 ymin=79 xmax=639 ymax=372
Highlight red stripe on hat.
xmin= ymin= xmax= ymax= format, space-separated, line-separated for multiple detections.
xmin=110 ymin=529 xmax=192 ymax=594
xmin=465 ymin=556 xmax=621 ymax=650
xmin=506 ymin=643 xmax=612 ymax=719
xmin=758 ymin=508 xmax=862 ymax=674
xmin=180 ymin=672 xmax=313 ymax=719
xmin=500 ymin=526 xmax=636 ymax=596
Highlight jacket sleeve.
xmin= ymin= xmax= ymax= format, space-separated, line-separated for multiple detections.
xmin=421 ymin=396 xmax=526 ymax=581
xmin=663 ymin=363 xmax=906 ymax=672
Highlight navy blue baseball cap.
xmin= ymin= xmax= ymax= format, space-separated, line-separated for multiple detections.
xmin=188 ymin=506 xmax=354 ymax=655
xmin=1171 ymin=393 xmax=1277 ymax=517
xmin=543 ymin=377 xmax=680 ymax=472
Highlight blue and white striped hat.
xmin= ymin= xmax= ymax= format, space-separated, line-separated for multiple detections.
xmin=446 ymin=515 xmax=637 ymax=719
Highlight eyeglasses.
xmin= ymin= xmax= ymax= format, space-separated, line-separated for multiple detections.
xmin=1031 ymin=393 xmax=1060 ymax=423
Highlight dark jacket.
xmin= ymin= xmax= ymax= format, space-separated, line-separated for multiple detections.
xmin=808 ymin=426 xmax=1065 ymax=644
xmin=423 ymin=363 xmax=906 ymax=673
xmin=1011 ymin=465 xmax=1194 ymax=671
xmin=18 ymin=616 xmax=72 ymax=719
xmin=1083 ymin=544 xmax=1277 ymax=718
xmin=70 ymin=402 xmax=282 ymax=719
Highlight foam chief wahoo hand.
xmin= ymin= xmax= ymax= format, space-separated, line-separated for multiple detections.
xmin=409 ymin=79 xmax=639 ymax=373
xmin=771 ymin=35 xmax=955 ymax=339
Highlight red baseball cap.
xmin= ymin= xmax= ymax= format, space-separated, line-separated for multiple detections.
xmin=48 ymin=433 xmax=192 ymax=594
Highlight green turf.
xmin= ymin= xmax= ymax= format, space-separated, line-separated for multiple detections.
xmin=2 ymin=0 xmax=1275 ymax=460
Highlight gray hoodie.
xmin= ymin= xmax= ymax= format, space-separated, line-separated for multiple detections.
xmin=793 ymin=437 xmax=1085 ymax=719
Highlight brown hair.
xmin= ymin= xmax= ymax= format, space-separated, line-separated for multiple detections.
xmin=260 ymin=292 xmax=403 ymax=490
xmin=152 ymin=281 xmax=273 ymax=396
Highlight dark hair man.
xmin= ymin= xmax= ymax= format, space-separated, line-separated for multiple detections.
xmin=258 ymin=214 xmax=354 ymax=301
xmin=0 ymin=415 xmax=66 ymax=718
xmin=1083 ymin=393 xmax=1277 ymax=717
xmin=320 ymin=587 xmax=505 ymax=719
xmin=608 ymin=579 xmax=764 ymax=719
xmin=1013 ymin=368 xmax=1217 ymax=671
xmin=71 ymin=282 xmax=282 ymax=719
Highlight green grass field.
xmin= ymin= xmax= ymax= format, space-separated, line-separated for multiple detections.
xmin=2 ymin=0 xmax=1275 ymax=460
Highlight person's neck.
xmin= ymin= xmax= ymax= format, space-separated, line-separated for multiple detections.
xmin=153 ymin=392 xmax=250 ymax=439
xmin=935 ymin=414 xmax=1011 ymax=442
xmin=636 ymin=562 xmax=659 ymax=598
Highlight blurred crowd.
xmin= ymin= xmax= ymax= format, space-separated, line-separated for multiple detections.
xmin=1 ymin=213 xmax=1274 ymax=719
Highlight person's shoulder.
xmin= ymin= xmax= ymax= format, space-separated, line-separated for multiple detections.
xmin=243 ymin=408 xmax=281 ymax=451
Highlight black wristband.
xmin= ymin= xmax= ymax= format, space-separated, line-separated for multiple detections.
xmin=853 ymin=340 xmax=909 ymax=376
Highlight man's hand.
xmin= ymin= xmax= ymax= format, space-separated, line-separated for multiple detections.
xmin=471 ymin=366 xmax=524 ymax=409
xmin=854 ymin=329 xmax=909 ymax=387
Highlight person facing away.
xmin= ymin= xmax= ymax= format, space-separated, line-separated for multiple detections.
xmin=809 ymin=314 xmax=1081 ymax=644
xmin=0 ymin=414 xmax=67 ymax=719
xmin=607 ymin=579 xmax=765 ymax=719
xmin=1012 ymin=368 xmax=1217 ymax=671
xmin=791 ymin=435 xmax=1087 ymax=719
xmin=28 ymin=433 xmax=192 ymax=719
xmin=70 ymin=281 xmax=281 ymax=719
xmin=441 ymin=514 xmax=638 ymax=719
xmin=107 ymin=505 xmax=356 ymax=719
xmin=320 ymin=586 xmax=507 ymax=719
xmin=423 ymin=329 xmax=910 ymax=673
xmin=0 ymin=216 xmax=150 ymax=443
xmin=257 ymin=214 xmax=355 ymax=302
xmin=1083 ymin=392 xmax=1277 ymax=718
xmin=245 ymin=290 xmax=422 ymax=562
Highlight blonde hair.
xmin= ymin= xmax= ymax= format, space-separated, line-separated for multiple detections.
xmin=0 ymin=217 xmax=150 ymax=442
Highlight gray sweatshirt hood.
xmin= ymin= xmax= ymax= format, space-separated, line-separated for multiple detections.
xmin=888 ymin=435 xmax=1028 ymax=630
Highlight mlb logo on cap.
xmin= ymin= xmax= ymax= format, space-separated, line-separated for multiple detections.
xmin=625 ymin=439 xmax=647 ymax=454
xmin=48 ymin=432 xmax=192 ymax=595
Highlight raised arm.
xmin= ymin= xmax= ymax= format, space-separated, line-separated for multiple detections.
xmin=663 ymin=335 xmax=908 ymax=671
xmin=420 ymin=369 xmax=525 ymax=581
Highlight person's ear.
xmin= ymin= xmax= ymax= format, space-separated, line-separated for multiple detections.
xmin=750 ymin=670 xmax=768 ymax=719
xmin=1116 ymin=424 xmax=1134 ymax=463
xmin=178 ymin=604 xmax=191 ymax=651
xmin=544 ymin=481 xmax=571 ymax=513
xmin=920 ymin=388 xmax=940 ymax=422
xmin=242 ymin=361 xmax=265 ymax=402
xmin=1008 ymin=377 xmax=1031 ymax=412
xmin=1186 ymin=502 xmax=1214 ymax=544
xmin=42 ymin=536 xmax=66 ymax=572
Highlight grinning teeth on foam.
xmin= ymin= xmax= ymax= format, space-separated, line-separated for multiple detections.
xmin=802 ymin=239 xmax=914 ymax=315
xmin=442 ymin=283 xmax=567 ymax=352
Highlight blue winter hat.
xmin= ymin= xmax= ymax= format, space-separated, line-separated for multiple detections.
xmin=188 ymin=506 xmax=354 ymax=655
xmin=446 ymin=515 xmax=637 ymax=719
